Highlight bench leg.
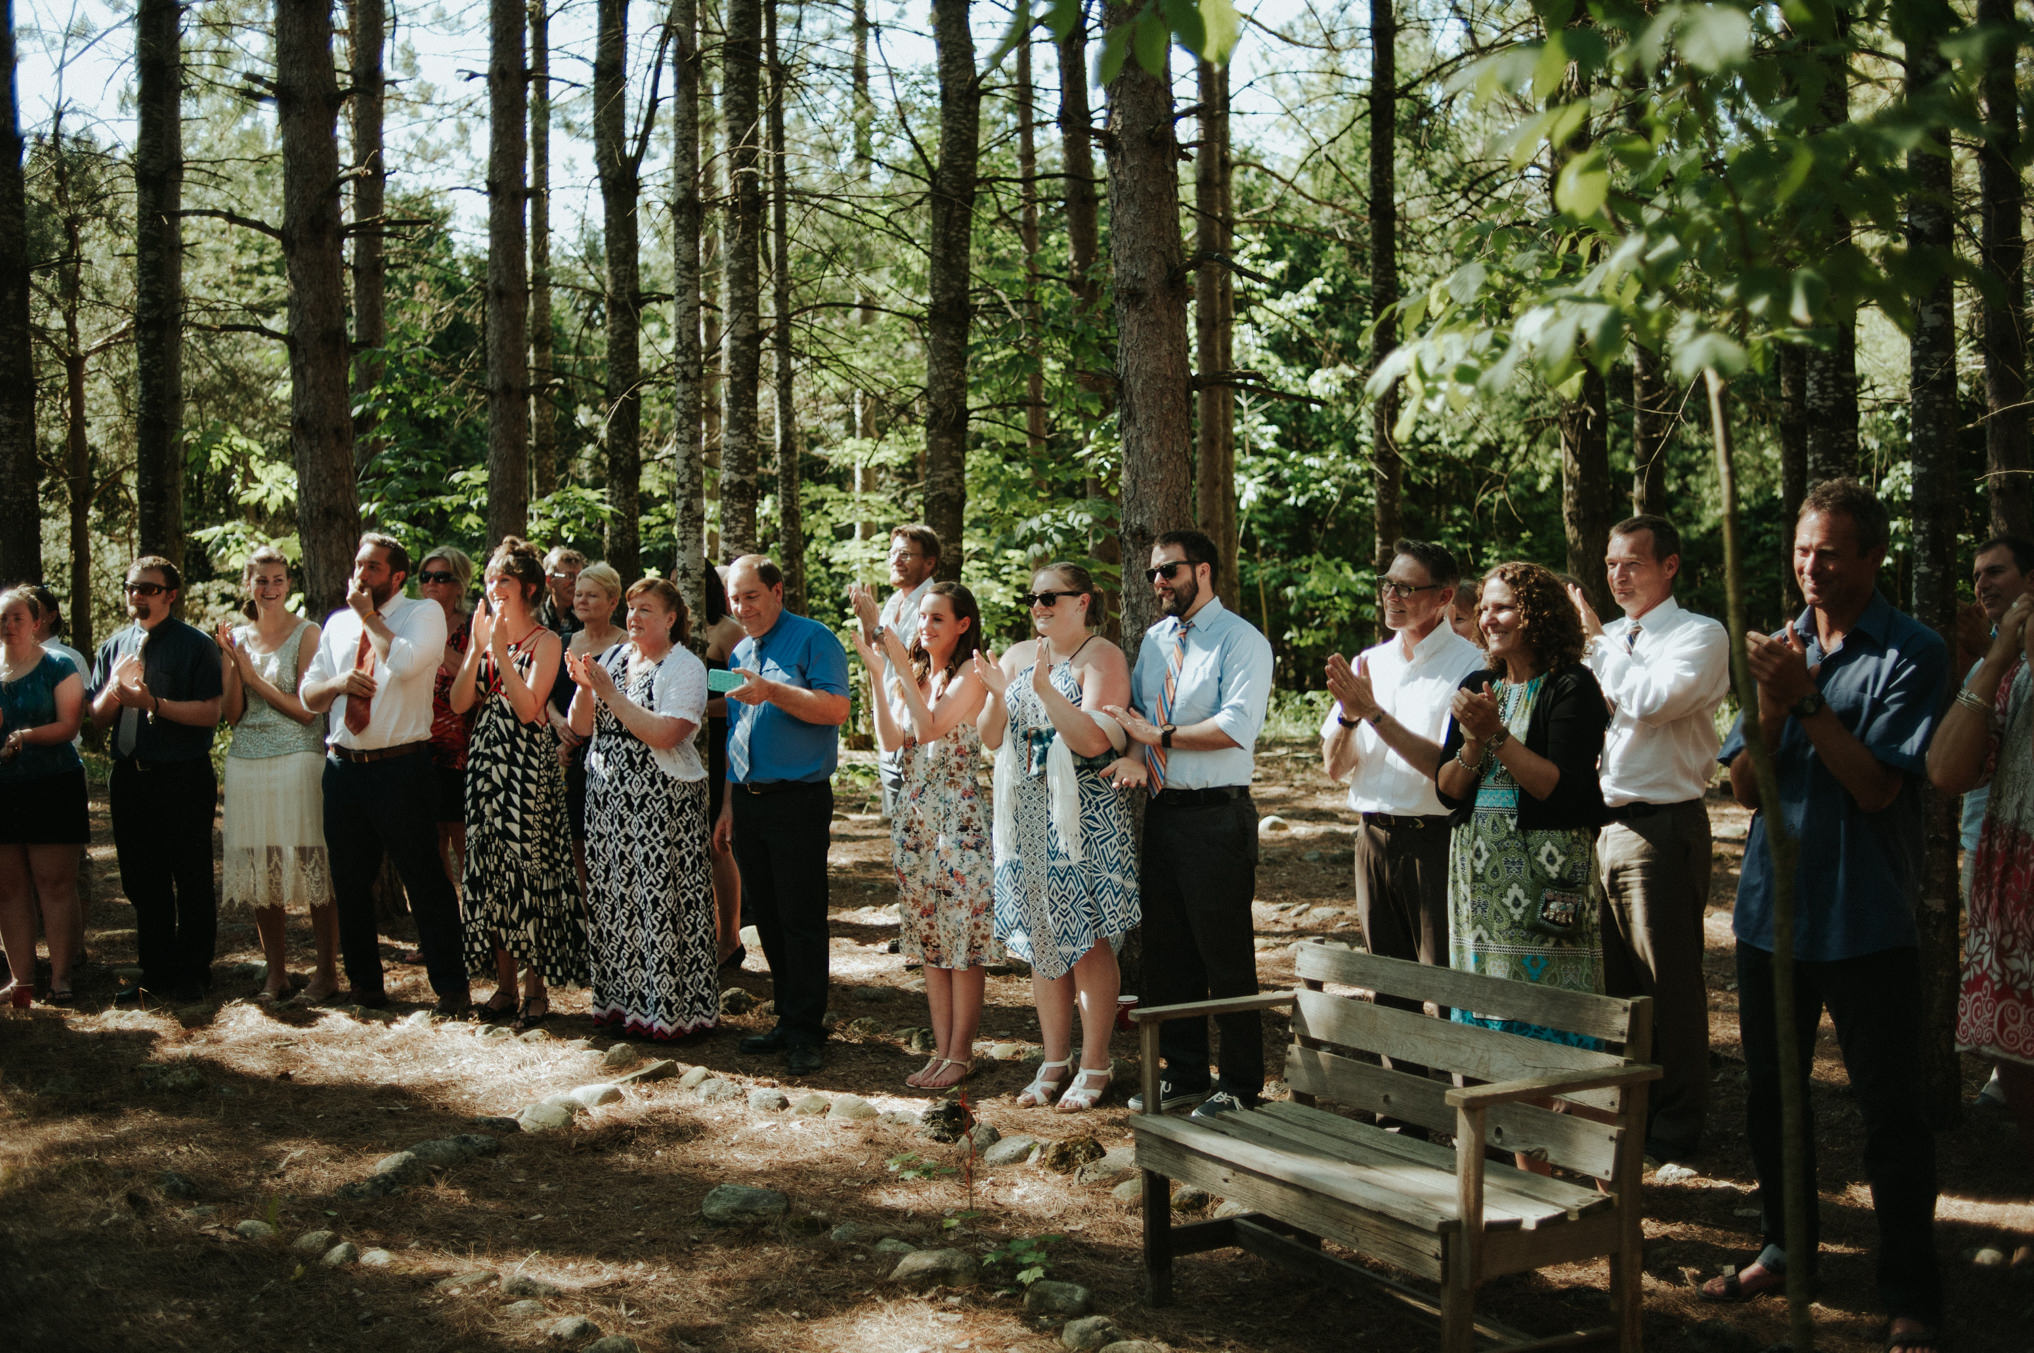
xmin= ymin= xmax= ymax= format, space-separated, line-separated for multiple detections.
xmin=1610 ymin=1229 xmax=1643 ymax=1352
xmin=1141 ymin=1168 xmax=1174 ymax=1306
xmin=1440 ymin=1237 xmax=1476 ymax=1353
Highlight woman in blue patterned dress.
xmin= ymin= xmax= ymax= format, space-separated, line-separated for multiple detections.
xmin=0 ymin=586 xmax=87 ymax=1006
xmin=977 ymin=563 xmax=1140 ymax=1111
xmin=853 ymin=581 xmax=996 ymax=1090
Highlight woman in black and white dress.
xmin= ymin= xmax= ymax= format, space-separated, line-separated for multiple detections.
xmin=567 ymin=578 xmax=715 ymax=1039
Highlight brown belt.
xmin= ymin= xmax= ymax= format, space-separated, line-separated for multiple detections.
xmin=328 ymin=740 xmax=429 ymax=764
xmin=1360 ymin=812 xmax=1450 ymax=830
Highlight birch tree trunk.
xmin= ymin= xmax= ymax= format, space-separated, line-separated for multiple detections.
xmin=1631 ymin=345 xmax=1670 ymax=516
xmin=348 ymin=0 xmax=386 ymax=478
xmin=1979 ymin=0 xmax=2028 ymax=537
xmin=923 ymin=0 xmax=979 ymax=582
xmin=134 ymin=0 xmax=184 ymax=569
xmin=0 ymin=0 xmax=34 ymax=584
xmin=767 ymin=0 xmax=802 ymax=609
xmin=1194 ymin=57 xmax=1237 ymax=609
xmin=671 ymin=0 xmax=705 ymax=612
xmin=486 ymin=0 xmax=530 ymax=546
xmin=719 ymin=0 xmax=763 ymax=557
xmin=595 ymin=0 xmax=641 ymax=581
xmin=530 ymin=0 xmax=557 ymax=496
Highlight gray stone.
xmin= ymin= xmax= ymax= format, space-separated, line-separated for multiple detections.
xmin=502 ymin=1300 xmax=550 ymax=1319
xmin=320 ymin=1242 xmax=359 ymax=1267
xmin=878 ymin=1111 xmax=918 ymax=1126
xmin=1655 ymin=1162 xmax=1698 ymax=1184
xmin=790 ymin=1093 xmax=831 ymax=1116
xmin=676 ymin=1065 xmax=712 ymax=1090
xmin=700 ymin=1184 xmax=789 ymax=1225
xmin=600 ymin=1042 xmax=642 ymax=1072
xmin=918 ymin=1101 xmax=973 ymax=1142
xmin=697 ymin=1078 xmax=742 ymax=1104
xmin=853 ymin=985 xmax=886 ymax=1002
xmin=292 ymin=1229 xmax=337 ymax=1255
xmin=159 ymin=1170 xmax=198 ymax=1199
xmin=986 ymin=1042 xmax=1027 ymax=1062
xmin=828 ymin=1094 xmax=879 ymax=1121
xmin=559 ymin=1039 xmax=594 ymax=1052
xmin=1974 ymin=1247 xmax=2009 ymax=1268
xmin=371 ymin=1150 xmax=429 ymax=1187
xmin=844 ymin=1016 xmax=884 ymax=1039
xmin=405 ymin=1135 xmax=500 ymax=1169
xmin=720 ymin=988 xmax=758 ymax=1015
xmin=982 ymin=1135 xmax=1038 ymax=1167
xmin=1023 ymin=1280 xmax=1092 ymax=1317
xmin=1097 ymin=1343 xmax=1166 ymax=1353
xmin=583 ymin=1339 xmax=640 ymax=1353
xmin=234 ymin=1219 xmax=277 ymax=1242
xmin=829 ymin=1221 xmax=880 ymax=1245
xmin=903 ymin=1026 xmax=938 ymax=1054
xmin=1171 ymin=1184 xmax=1211 ymax=1213
xmin=547 ymin=1314 xmax=600 ymax=1342
xmin=1038 ymin=1137 xmax=1106 ymax=1173
xmin=616 ymin=1058 xmax=678 ymax=1084
xmin=402 ymin=1009 xmax=434 ymax=1029
xmin=1111 ymin=1178 xmax=1143 ymax=1205
xmin=470 ymin=1115 xmax=521 ymax=1133
xmin=1213 ymin=1199 xmax=1250 ymax=1219
xmin=569 ymin=1083 xmax=623 ymax=1109
xmin=517 ymin=1101 xmax=576 ymax=1133
xmin=517 ymin=1028 xmax=551 ymax=1043
xmin=1075 ymin=1147 xmax=1136 ymax=1187
xmin=1302 ymin=849 xmax=1325 ymax=863
xmin=887 ymin=1247 xmax=980 ymax=1288
xmin=501 ymin=1274 xmax=563 ymax=1298
xmin=1061 ymin=1316 xmax=1125 ymax=1350
xmin=749 ymin=1088 xmax=790 ymax=1112
xmin=434 ymin=1270 xmax=497 ymax=1292
xmin=965 ymin=1123 xmax=1002 ymax=1151
xmin=873 ymin=1238 xmax=917 ymax=1258
xmin=359 ymin=1248 xmax=393 ymax=1267
xmin=478 ymin=1024 xmax=515 ymax=1041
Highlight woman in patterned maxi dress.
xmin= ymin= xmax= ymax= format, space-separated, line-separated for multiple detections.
xmin=567 ymin=578 xmax=716 ymax=1040
xmin=451 ymin=537 xmax=584 ymax=1029
xmin=978 ymin=563 xmax=1140 ymax=1112
xmin=851 ymin=581 xmax=996 ymax=1090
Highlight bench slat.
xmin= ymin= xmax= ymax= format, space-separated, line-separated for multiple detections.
xmin=1296 ymin=944 xmax=1638 ymax=1049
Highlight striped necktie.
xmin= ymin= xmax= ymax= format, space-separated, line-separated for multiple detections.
xmin=1625 ymin=622 xmax=1642 ymax=654
xmin=1144 ymin=618 xmax=1193 ymax=796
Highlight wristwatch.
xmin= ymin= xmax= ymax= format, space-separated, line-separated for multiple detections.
xmin=1487 ymin=726 xmax=1511 ymax=752
xmin=1161 ymin=723 xmax=1176 ymax=748
xmin=1790 ymin=691 xmax=1826 ymax=719
xmin=1335 ymin=711 xmax=1360 ymax=729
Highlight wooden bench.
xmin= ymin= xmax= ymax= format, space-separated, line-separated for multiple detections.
xmin=1130 ymin=943 xmax=1659 ymax=1353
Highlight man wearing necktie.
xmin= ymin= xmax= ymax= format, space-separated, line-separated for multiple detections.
xmin=1105 ymin=529 xmax=1274 ymax=1119
xmin=89 ymin=557 xmax=225 ymax=1002
xmin=1569 ymin=514 xmax=1729 ymax=1163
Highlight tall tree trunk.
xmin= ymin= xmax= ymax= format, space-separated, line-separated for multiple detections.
xmin=720 ymin=0 xmax=763 ymax=557
xmin=486 ymin=0 xmax=529 ymax=546
xmin=702 ymin=61 xmax=723 ymax=563
xmin=923 ymin=0 xmax=979 ymax=583
xmin=134 ymin=0 xmax=184 ymax=570
xmin=1104 ymin=10 xmax=1191 ymax=660
xmin=278 ymin=0 xmax=360 ymax=617
xmin=1560 ymin=367 xmax=1613 ymax=616
xmin=50 ymin=118 xmax=88 ymax=658
xmin=1779 ymin=343 xmax=1807 ymax=609
xmin=348 ymin=0 xmax=386 ymax=478
xmin=1631 ymin=344 xmax=1670 ymax=515
xmin=530 ymin=0 xmax=557 ymax=496
xmin=671 ymin=0 xmax=705 ymax=612
xmin=595 ymin=0 xmax=641 ymax=580
xmin=1804 ymin=15 xmax=1857 ymax=486
xmin=1979 ymin=0 xmax=2028 ymax=537
xmin=767 ymin=0 xmax=802 ymax=609
xmin=1902 ymin=0 xmax=1963 ymax=1128
xmin=0 ymin=0 xmax=34 ymax=584
xmin=1017 ymin=25 xmax=1046 ymax=469
xmin=1367 ymin=0 xmax=1398 ymax=626
xmin=1059 ymin=2 xmax=1116 ymax=594
xmin=1194 ymin=57 xmax=1236 ymax=609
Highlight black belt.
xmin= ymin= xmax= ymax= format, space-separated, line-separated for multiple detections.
xmin=1603 ymin=797 xmax=1701 ymax=823
xmin=329 ymin=740 xmax=429 ymax=765
xmin=1360 ymin=812 xmax=1450 ymax=830
xmin=1152 ymin=785 xmax=1250 ymax=806
xmin=737 ymin=779 xmax=826 ymax=795
xmin=114 ymin=756 xmax=205 ymax=773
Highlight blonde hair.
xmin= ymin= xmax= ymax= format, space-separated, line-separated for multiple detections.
xmin=420 ymin=545 xmax=476 ymax=596
xmin=579 ymin=562 xmax=624 ymax=605
xmin=240 ymin=544 xmax=292 ymax=619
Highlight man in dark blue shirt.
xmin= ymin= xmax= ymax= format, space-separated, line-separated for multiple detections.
xmin=714 ymin=555 xmax=850 ymax=1075
xmin=89 ymin=556 xmax=224 ymax=1002
xmin=1707 ymin=480 xmax=1944 ymax=1352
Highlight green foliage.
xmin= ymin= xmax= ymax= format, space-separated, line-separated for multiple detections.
xmin=982 ymin=1232 xmax=1062 ymax=1288
xmin=885 ymin=1152 xmax=958 ymax=1183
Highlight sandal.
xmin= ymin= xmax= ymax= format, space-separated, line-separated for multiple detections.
xmin=479 ymin=991 xmax=518 ymax=1019
xmin=514 ymin=999 xmax=550 ymax=1032
xmin=920 ymin=1057 xmax=974 ymax=1091
xmin=1886 ymin=1318 xmax=1946 ymax=1353
xmin=1015 ymin=1057 xmax=1071 ymax=1107
xmin=1056 ymin=1065 xmax=1111 ymax=1113
xmin=905 ymin=1056 xmax=942 ymax=1088
xmin=1700 ymin=1258 xmax=1787 ymax=1303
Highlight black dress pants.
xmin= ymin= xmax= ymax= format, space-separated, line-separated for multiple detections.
xmin=110 ymin=757 xmax=218 ymax=994
xmin=1142 ymin=792 xmax=1263 ymax=1098
xmin=323 ymin=750 xmax=468 ymax=1001
xmin=730 ymin=781 xmax=833 ymax=1045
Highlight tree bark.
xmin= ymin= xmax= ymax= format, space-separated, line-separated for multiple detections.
xmin=719 ymin=0 xmax=763 ymax=558
xmin=1631 ymin=344 xmax=1670 ymax=515
xmin=0 ymin=0 xmax=35 ymax=585
xmin=530 ymin=0 xmax=557 ymax=496
xmin=849 ymin=0 xmax=876 ymax=543
xmin=1104 ymin=7 xmax=1191 ymax=661
xmin=486 ymin=0 xmax=530 ymax=546
xmin=1779 ymin=343 xmax=1807 ymax=609
xmin=595 ymin=0 xmax=641 ymax=581
xmin=671 ymin=0 xmax=705 ymax=612
xmin=767 ymin=0 xmax=802 ymax=609
xmin=134 ymin=0 xmax=184 ymax=570
xmin=1979 ymin=0 xmax=2028 ymax=537
xmin=1059 ymin=3 xmax=1116 ymax=594
xmin=1803 ymin=16 xmax=1857 ymax=486
xmin=278 ymin=0 xmax=360 ymax=618
xmin=1367 ymin=0 xmax=1398 ymax=629
xmin=1194 ymin=57 xmax=1237 ymax=609
xmin=1017 ymin=26 xmax=1046 ymax=470
xmin=50 ymin=115 xmax=88 ymax=658
xmin=923 ymin=0 xmax=979 ymax=583
xmin=701 ymin=62 xmax=722 ymax=562
xmin=1560 ymin=367 xmax=1613 ymax=616
xmin=348 ymin=0 xmax=386 ymax=478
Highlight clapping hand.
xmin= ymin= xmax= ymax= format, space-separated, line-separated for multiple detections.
xmin=849 ymin=628 xmax=881 ymax=668
xmin=563 ymin=649 xmax=596 ymax=692
xmin=1996 ymin=593 xmax=2034 ymax=664
xmin=1566 ymin=582 xmax=1604 ymax=640
xmin=112 ymin=654 xmax=152 ymax=709
xmin=973 ymin=647 xmax=1007 ymax=698
xmin=469 ymin=604 xmax=495 ymax=654
xmin=1324 ymin=652 xmax=1380 ymax=723
xmin=847 ymin=583 xmax=881 ymax=642
xmin=1450 ymin=681 xmax=1502 ymax=741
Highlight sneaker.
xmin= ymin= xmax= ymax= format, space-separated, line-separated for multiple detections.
xmin=1190 ymin=1090 xmax=1253 ymax=1121
xmin=1127 ymin=1077 xmax=1209 ymax=1112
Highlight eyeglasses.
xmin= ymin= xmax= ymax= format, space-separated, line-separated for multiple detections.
xmin=124 ymin=582 xmax=168 ymax=597
xmin=889 ymin=548 xmax=925 ymax=561
xmin=1144 ymin=561 xmax=1192 ymax=584
xmin=1378 ymin=580 xmax=1445 ymax=601
xmin=418 ymin=570 xmax=457 ymax=585
xmin=547 ymin=569 xmax=580 ymax=581
xmin=1021 ymin=590 xmax=1083 ymax=609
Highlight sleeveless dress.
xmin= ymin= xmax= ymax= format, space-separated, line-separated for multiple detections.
xmin=221 ymin=619 xmax=333 ymax=913
xmin=585 ymin=643 xmax=716 ymax=1038
xmin=0 ymin=650 xmax=88 ymax=844
xmin=428 ymin=611 xmax=474 ymax=823
xmin=991 ymin=657 xmax=1139 ymax=980
xmin=1446 ymin=675 xmax=1602 ymax=1047
xmin=461 ymin=633 xmax=587 ymax=985
xmin=893 ymin=674 xmax=998 ymax=969
xmin=1959 ymin=657 xmax=2034 ymax=1068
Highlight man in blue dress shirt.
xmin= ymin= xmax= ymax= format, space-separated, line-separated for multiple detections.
xmin=1107 ymin=529 xmax=1275 ymax=1118
xmin=1707 ymin=479 xmax=1944 ymax=1352
xmin=714 ymin=555 xmax=851 ymax=1076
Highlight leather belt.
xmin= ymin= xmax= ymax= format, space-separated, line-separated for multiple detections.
xmin=1360 ymin=812 xmax=1450 ymax=830
xmin=1152 ymin=785 xmax=1250 ymax=806
xmin=329 ymin=740 xmax=429 ymax=764
xmin=1603 ymin=797 xmax=1701 ymax=823
xmin=737 ymin=779 xmax=826 ymax=795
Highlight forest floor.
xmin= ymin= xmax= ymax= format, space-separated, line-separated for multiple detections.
xmin=2 ymin=734 xmax=2032 ymax=1353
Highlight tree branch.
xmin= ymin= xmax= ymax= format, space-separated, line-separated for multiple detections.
xmin=175 ymin=207 xmax=282 ymax=239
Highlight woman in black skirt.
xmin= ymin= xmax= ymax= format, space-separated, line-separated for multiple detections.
xmin=0 ymin=586 xmax=88 ymax=1005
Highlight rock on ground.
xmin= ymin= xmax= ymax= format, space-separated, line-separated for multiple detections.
xmin=982 ymin=1135 xmax=1038 ymax=1167
xmin=828 ymin=1094 xmax=878 ymax=1121
xmin=1038 ymin=1137 xmax=1106 ymax=1173
xmin=677 ymin=1065 xmax=713 ymax=1090
xmin=1097 ymin=1343 xmax=1167 ymax=1353
xmin=359 ymin=1248 xmax=393 ymax=1267
xmin=405 ymin=1134 xmax=500 ymax=1168
xmin=616 ymin=1058 xmax=679 ymax=1084
xmin=600 ymin=1042 xmax=641 ymax=1071
xmin=918 ymin=1101 xmax=973 ymax=1142
xmin=292 ymin=1229 xmax=336 ymax=1255
xmin=159 ymin=1170 xmax=198 ymax=1199
xmin=697 ymin=1078 xmax=743 ymax=1103
xmin=1171 ymin=1184 xmax=1211 ymax=1212
xmin=233 ymin=1220 xmax=277 ymax=1242
xmin=1061 ymin=1316 xmax=1125 ymax=1350
xmin=501 ymin=1299 xmax=550 ymax=1319
xmin=569 ymin=1083 xmax=623 ymax=1109
xmin=517 ymin=1102 xmax=577 ymax=1133
xmin=791 ymin=1093 xmax=830 ymax=1116
xmin=320 ymin=1242 xmax=359 ymax=1267
xmin=1023 ymin=1280 xmax=1092 ymax=1317
xmin=700 ymin=1184 xmax=789 ymax=1225
xmin=1111 ymin=1178 xmax=1143 ymax=1205
xmin=584 ymin=1339 xmax=641 ymax=1353
xmin=547 ymin=1314 xmax=600 ymax=1341
xmin=872 ymin=1238 xmax=917 ymax=1258
xmin=1074 ymin=1147 xmax=1136 ymax=1187
xmin=829 ymin=1221 xmax=880 ymax=1245
xmin=434 ymin=1270 xmax=497 ymax=1292
xmin=748 ymin=1088 xmax=790 ymax=1112
xmin=887 ymin=1247 xmax=980 ymax=1288
xmin=501 ymin=1274 xmax=564 ymax=1298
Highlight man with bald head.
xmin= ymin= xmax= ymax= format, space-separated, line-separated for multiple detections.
xmin=715 ymin=555 xmax=851 ymax=1076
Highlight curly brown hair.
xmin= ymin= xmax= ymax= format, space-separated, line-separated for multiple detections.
xmin=1481 ymin=561 xmax=1586 ymax=677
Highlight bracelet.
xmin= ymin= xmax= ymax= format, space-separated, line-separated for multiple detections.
xmin=1955 ymin=687 xmax=1999 ymax=725
xmin=1335 ymin=712 xmax=1359 ymax=729
xmin=1454 ymin=742 xmax=1483 ymax=771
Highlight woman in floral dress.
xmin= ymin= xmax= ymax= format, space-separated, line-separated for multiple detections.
xmin=852 ymin=581 xmax=995 ymax=1090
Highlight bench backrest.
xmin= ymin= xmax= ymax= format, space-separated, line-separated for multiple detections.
xmin=1286 ymin=943 xmax=1654 ymax=1181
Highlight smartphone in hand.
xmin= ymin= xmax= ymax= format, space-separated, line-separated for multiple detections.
xmin=707 ymin=668 xmax=747 ymax=694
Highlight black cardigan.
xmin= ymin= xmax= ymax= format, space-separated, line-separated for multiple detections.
xmin=1436 ymin=663 xmax=1606 ymax=831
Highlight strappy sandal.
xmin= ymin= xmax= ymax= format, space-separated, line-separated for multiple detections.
xmin=920 ymin=1057 xmax=974 ymax=1091
xmin=479 ymin=991 xmax=518 ymax=1020
xmin=513 ymin=998 xmax=549 ymax=1031
xmin=905 ymin=1056 xmax=942 ymax=1088
xmin=1055 ymin=1065 xmax=1111 ymax=1112
xmin=1700 ymin=1258 xmax=1789 ymax=1303
xmin=1015 ymin=1057 xmax=1071 ymax=1107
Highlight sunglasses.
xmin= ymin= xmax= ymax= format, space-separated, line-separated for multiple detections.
xmin=1144 ymin=561 xmax=1192 ymax=584
xmin=124 ymin=582 xmax=168 ymax=597
xmin=418 ymin=570 xmax=457 ymax=585
xmin=1020 ymin=590 xmax=1083 ymax=609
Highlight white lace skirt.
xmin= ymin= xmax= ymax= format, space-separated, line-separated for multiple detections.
xmin=222 ymin=749 xmax=334 ymax=913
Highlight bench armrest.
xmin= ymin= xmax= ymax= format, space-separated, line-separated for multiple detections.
xmin=1444 ymin=1061 xmax=1661 ymax=1111
xmin=1129 ymin=992 xmax=1294 ymax=1024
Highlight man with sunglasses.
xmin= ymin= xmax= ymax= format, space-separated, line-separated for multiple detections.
xmin=1106 ymin=529 xmax=1274 ymax=1118
xmin=88 ymin=556 xmax=225 ymax=1002
xmin=848 ymin=524 xmax=940 ymax=819
xmin=539 ymin=547 xmax=587 ymax=637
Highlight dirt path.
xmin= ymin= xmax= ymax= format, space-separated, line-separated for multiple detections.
xmin=1 ymin=738 xmax=2028 ymax=1352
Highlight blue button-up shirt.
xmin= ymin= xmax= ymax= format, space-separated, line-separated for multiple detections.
xmin=1718 ymin=590 xmax=1947 ymax=961
xmin=726 ymin=610 xmax=850 ymax=784
xmin=1130 ymin=597 xmax=1275 ymax=790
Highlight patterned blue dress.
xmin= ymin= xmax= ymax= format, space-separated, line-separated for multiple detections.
xmin=992 ymin=658 xmax=1140 ymax=980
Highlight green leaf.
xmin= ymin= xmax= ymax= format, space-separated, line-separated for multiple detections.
xmin=1162 ymin=0 xmax=1205 ymax=59
xmin=1531 ymin=34 xmax=1569 ymax=104
xmin=1554 ymin=150 xmax=1608 ymax=220
xmin=1670 ymin=330 xmax=1749 ymax=382
xmin=1674 ymin=3 xmax=1752 ymax=72
xmin=1197 ymin=0 xmax=1242 ymax=64
xmin=1097 ymin=22 xmax=1135 ymax=85
xmin=1134 ymin=12 xmax=1171 ymax=77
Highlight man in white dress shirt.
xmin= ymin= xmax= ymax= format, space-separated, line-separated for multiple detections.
xmin=849 ymin=524 xmax=938 ymax=819
xmin=302 ymin=533 xmax=469 ymax=1014
xmin=1571 ymin=514 xmax=1730 ymax=1161
xmin=1322 ymin=540 xmax=1483 ymax=1013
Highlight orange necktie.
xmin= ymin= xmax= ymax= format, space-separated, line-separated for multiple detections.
xmin=343 ymin=629 xmax=374 ymax=734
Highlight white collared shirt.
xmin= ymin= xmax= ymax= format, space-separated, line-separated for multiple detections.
xmin=1583 ymin=595 xmax=1730 ymax=808
xmin=876 ymin=578 xmax=931 ymax=770
xmin=303 ymin=593 xmax=448 ymax=750
xmin=1325 ymin=622 xmax=1484 ymax=816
